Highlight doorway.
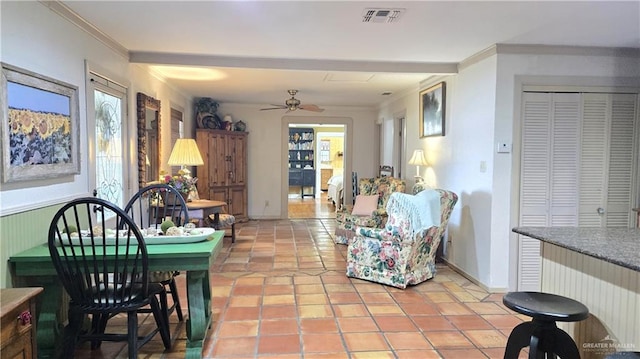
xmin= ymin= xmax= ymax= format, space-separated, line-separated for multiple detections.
xmin=282 ymin=117 xmax=352 ymax=219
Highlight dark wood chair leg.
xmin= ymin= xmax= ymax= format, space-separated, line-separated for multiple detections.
xmin=168 ymin=277 xmax=183 ymax=321
xmin=231 ymin=223 xmax=236 ymax=243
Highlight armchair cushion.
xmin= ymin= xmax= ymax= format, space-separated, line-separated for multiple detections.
xmin=351 ymin=195 xmax=379 ymax=216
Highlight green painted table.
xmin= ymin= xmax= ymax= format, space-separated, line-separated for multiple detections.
xmin=8 ymin=231 xmax=223 ymax=359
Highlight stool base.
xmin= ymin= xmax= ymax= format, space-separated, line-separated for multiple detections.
xmin=504 ymin=319 xmax=580 ymax=359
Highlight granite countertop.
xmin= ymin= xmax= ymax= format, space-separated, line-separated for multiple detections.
xmin=512 ymin=227 xmax=640 ymax=272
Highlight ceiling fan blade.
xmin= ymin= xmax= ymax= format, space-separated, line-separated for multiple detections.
xmin=260 ymin=104 xmax=287 ymax=111
xmin=299 ymin=104 xmax=325 ymax=112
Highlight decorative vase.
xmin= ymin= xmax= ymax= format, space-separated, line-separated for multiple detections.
xmin=234 ymin=120 xmax=246 ymax=132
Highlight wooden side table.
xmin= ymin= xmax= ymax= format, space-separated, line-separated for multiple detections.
xmin=1 ymin=287 xmax=43 ymax=359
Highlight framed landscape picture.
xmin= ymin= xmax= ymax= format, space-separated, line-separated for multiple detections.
xmin=1 ymin=63 xmax=80 ymax=183
xmin=419 ymin=82 xmax=446 ymax=138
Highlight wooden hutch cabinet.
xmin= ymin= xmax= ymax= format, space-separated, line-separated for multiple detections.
xmin=195 ymin=129 xmax=248 ymax=221
xmin=1 ymin=288 xmax=42 ymax=359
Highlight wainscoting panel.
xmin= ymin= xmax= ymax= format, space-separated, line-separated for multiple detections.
xmin=541 ymin=243 xmax=640 ymax=358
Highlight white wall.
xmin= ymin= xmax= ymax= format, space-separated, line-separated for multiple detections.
xmin=495 ymin=51 xmax=640 ymax=290
xmin=216 ymin=103 xmax=378 ymax=219
xmin=0 ymin=2 xmax=192 ymax=213
xmin=379 ymin=49 xmax=640 ymax=292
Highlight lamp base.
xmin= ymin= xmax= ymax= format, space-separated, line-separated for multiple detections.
xmin=414 ymin=176 xmax=424 ymax=183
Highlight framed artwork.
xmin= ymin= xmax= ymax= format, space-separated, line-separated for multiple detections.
xmin=1 ymin=63 xmax=80 ymax=183
xmin=419 ymin=81 xmax=446 ymax=138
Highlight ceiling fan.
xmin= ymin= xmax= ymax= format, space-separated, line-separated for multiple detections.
xmin=260 ymin=89 xmax=325 ymax=112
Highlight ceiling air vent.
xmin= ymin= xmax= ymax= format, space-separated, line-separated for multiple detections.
xmin=362 ymin=8 xmax=404 ymax=23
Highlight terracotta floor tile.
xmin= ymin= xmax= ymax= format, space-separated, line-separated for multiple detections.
xmin=212 ymin=336 xmax=257 ymax=356
xmin=300 ymin=318 xmax=339 ymax=333
xmin=343 ymin=332 xmax=390 ymax=352
xmin=228 ymin=295 xmax=262 ymax=307
xmin=374 ymin=316 xmax=418 ymax=332
xmin=224 ymin=306 xmax=261 ymax=321
xmin=263 ymin=284 xmax=294 ymax=295
xmin=390 ymin=291 xmax=429 ymax=303
xmin=304 ymin=353 xmax=350 ymax=359
xmin=360 ymin=292 xmax=395 ymax=303
xmin=302 ymin=333 xmax=346 ymax=352
xmin=297 ymin=293 xmax=329 ymax=305
xmin=384 ymin=332 xmax=433 ymax=350
xmin=399 ymin=302 xmax=440 ymax=316
xmin=463 ymin=329 xmax=507 ymax=348
xmin=328 ymin=292 xmax=363 ymax=304
xmin=482 ymin=314 xmax=525 ymax=329
xmin=412 ymin=316 xmax=456 ymax=332
xmin=446 ymin=315 xmax=494 ymax=330
xmin=217 ymin=320 xmax=259 ymax=337
xmin=336 ymin=317 xmax=379 ymax=333
xmin=395 ymin=349 xmax=442 ymax=359
xmin=333 ymin=303 xmax=369 ymax=317
xmin=232 ymin=285 xmax=264 ymax=296
xmin=424 ymin=331 xmax=474 ymax=348
xmin=262 ymin=294 xmax=296 ymax=305
xmin=351 ymin=351 xmax=396 ymax=359
xmin=261 ymin=305 xmax=298 ymax=319
xmin=298 ymin=304 xmax=334 ymax=318
xmin=260 ymin=318 xmax=299 ymax=335
xmin=257 ymin=334 xmax=301 ymax=354
xmin=465 ymin=302 xmax=509 ymax=315
xmin=436 ymin=302 xmax=474 ymax=316
xmin=296 ymin=284 xmax=326 ymax=294
xmin=438 ymin=348 xmax=488 ymax=358
xmin=366 ymin=304 xmax=404 ymax=316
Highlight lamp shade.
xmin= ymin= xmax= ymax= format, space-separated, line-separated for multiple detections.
xmin=167 ymin=138 xmax=204 ymax=166
xmin=408 ymin=149 xmax=428 ymax=166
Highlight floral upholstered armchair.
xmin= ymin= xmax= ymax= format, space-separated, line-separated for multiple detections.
xmin=346 ymin=189 xmax=458 ymax=289
xmin=334 ymin=176 xmax=406 ymax=244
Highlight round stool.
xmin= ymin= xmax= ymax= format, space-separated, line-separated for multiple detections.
xmin=503 ymin=291 xmax=589 ymax=359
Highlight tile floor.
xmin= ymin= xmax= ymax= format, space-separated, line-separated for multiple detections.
xmin=74 ymin=219 xmax=529 ymax=358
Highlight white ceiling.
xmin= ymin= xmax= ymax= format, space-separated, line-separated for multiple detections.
xmin=60 ymin=1 xmax=640 ymax=109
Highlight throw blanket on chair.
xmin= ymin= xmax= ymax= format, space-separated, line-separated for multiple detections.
xmin=385 ymin=190 xmax=441 ymax=237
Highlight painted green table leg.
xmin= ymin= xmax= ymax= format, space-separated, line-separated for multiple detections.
xmin=33 ymin=276 xmax=63 ymax=358
xmin=185 ymin=270 xmax=212 ymax=359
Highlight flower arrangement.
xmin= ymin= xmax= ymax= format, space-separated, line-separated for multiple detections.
xmin=163 ymin=169 xmax=198 ymax=194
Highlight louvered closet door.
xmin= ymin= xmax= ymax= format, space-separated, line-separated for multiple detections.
xmin=519 ymin=91 xmax=639 ymax=290
xmin=580 ymin=93 xmax=639 ymax=227
xmin=519 ymin=92 xmax=580 ymax=291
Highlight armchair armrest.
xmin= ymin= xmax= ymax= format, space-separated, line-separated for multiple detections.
xmin=355 ymin=226 xmax=385 ymax=239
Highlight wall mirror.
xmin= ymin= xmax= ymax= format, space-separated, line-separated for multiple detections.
xmin=136 ymin=92 xmax=160 ymax=188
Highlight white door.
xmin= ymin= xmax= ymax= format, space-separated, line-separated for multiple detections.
xmin=88 ymin=72 xmax=128 ymax=221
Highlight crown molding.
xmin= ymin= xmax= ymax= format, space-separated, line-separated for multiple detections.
xmin=39 ymin=1 xmax=129 ymax=59
xmin=496 ymin=44 xmax=640 ymax=57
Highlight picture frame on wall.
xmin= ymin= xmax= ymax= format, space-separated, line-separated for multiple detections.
xmin=419 ymin=81 xmax=446 ymax=138
xmin=1 ymin=63 xmax=80 ymax=183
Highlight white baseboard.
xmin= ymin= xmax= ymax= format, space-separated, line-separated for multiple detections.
xmin=441 ymin=259 xmax=509 ymax=294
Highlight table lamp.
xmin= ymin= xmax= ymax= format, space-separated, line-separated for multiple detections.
xmin=167 ymin=138 xmax=204 ymax=173
xmin=408 ymin=149 xmax=429 ymax=182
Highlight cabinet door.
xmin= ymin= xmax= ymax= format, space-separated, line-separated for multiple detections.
xmin=209 ymin=133 xmax=228 ymax=187
xmin=228 ymin=186 xmax=247 ymax=220
xmin=209 ymin=187 xmax=227 ymax=204
xmin=227 ymin=133 xmax=247 ymax=186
